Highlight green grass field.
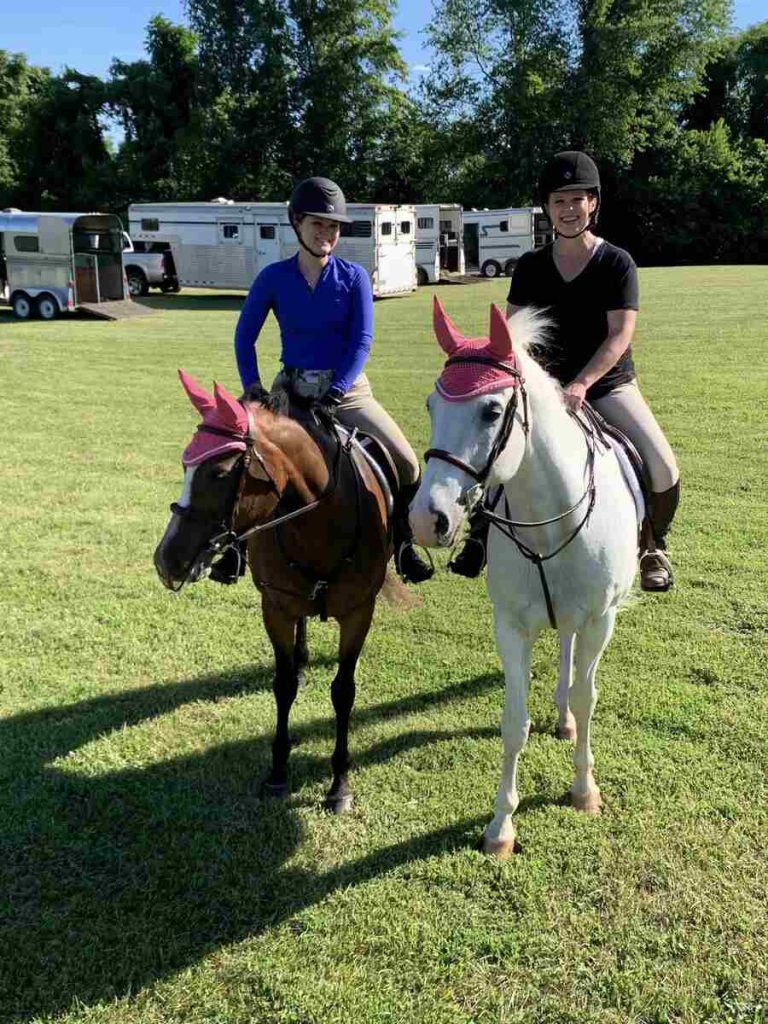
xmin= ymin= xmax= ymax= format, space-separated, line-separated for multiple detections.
xmin=1 ymin=268 xmax=767 ymax=1024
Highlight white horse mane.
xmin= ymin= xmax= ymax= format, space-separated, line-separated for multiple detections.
xmin=507 ymin=307 xmax=567 ymax=418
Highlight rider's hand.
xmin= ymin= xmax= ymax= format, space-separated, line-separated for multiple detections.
xmin=562 ymin=380 xmax=588 ymax=413
xmin=313 ymin=387 xmax=344 ymax=421
xmin=241 ymin=382 xmax=272 ymax=407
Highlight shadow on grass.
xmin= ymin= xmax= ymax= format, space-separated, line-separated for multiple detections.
xmin=0 ymin=668 xmax=502 ymax=1017
xmin=135 ymin=293 xmax=246 ymax=313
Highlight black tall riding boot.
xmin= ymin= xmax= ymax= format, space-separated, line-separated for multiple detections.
xmin=448 ymin=506 xmax=489 ymax=578
xmin=640 ymin=479 xmax=680 ymax=592
xmin=393 ymin=480 xmax=434 ymax=584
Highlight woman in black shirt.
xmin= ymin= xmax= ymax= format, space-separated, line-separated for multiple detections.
xmin=451 ymin=151 xmax=679 ymax=591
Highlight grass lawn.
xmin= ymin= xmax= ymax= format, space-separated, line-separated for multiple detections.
xmin=0 ymin=267 xmax=766 ymax=1024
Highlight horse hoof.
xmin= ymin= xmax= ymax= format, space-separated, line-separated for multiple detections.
xmin=481 ymin=835 xmax=516 ymax=859
xmin=571 ymin=789 xmax=602 ymax=814
xmin=262 ymin=780 xmax=289 ymax=800
xmin=324 ymin=793 xmax=354 ymax=815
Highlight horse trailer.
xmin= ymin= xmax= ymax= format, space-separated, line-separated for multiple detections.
xmin=414 ymin=204 xmax=465 ymax=284
xmin=128 ymin=201 xmax=417 ymax=298
xmin=462 ymin=207 xmax=552 ymax=278
xmin=0 ymin=210 xmax=128 ymax=319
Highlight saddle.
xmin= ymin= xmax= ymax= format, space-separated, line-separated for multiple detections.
xmin=579 ymin=403 xmax=649 ymax=526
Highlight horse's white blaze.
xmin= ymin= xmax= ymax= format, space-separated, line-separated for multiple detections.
xmin=414 ymin=312 xmax=638 ymax=851
xmin=163 ymin=466 xmax=197 ymax=545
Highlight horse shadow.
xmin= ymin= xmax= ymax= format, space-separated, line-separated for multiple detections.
xmin=0 ymin=667 xmax=503 ymax=1018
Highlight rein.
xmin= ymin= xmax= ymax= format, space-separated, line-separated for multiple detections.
xmin=425 ymin=357 xmax=598 ymax=629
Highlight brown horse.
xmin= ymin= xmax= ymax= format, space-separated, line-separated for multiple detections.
xmin=154 ymin=371 xmax=392 ymax=813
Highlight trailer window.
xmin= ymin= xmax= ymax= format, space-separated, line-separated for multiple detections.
xmin=221 ymin=223 xmax=240 ymax=241
xmin=499 ymin=221 xmax=509 ymax=232
xmin=417 ymin=217 xmax=434 ymax=230
xmin=381 ymin=222 xmax=393 ymax=236
xmin=399 ymin=221 xmax=412 ymax=234
xmin=141 ymin=219 xmax=160 ymax=232
xmin=259 ymin=225 xmax=276 ymax=239
xmin=14 ymin=235 xmax=39 ymax=252
xmin=340 ymin=220 xmax=372 ymax=238
xmin=439 ymin=220 xmax=453 ymax=232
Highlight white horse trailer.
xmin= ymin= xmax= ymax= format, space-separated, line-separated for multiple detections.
xmin=0 ymin=210 xmax=128 ymax=319
xmin=128 ymin=201 xmax=417 ymax=298
xmin=462 ymin=207 xmax=552 ymax=278
xmin=414 ymin=204 xmax=465 ymax=284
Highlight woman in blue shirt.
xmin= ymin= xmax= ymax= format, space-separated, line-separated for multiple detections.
xmin=230 ymin=176 xmax=433 ymax=585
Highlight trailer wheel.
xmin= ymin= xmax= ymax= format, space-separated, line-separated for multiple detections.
xmin=416 ymin=266 xmax=429 ymax=286
xmin=126 ymin=269 xmax=149 ymax=297
xmin=481 ymin=260 xmax=502 ymax=279
xmin=11 ymin=293 xmax=33 ymax=320
xmin=36 ymin=293 xmax=59 ymax=321
xmin=504 ymin=259 xmax=518 ymax=277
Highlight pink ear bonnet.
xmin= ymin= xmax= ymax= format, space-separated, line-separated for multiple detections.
xmin=433 ymin=297 xmax=522 ymax=401
xmin=178 ymin=370 xmax=250 ymax=467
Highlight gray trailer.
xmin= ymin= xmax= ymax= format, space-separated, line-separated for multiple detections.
xmin=0 ymin=211 xmax=130 ymax=319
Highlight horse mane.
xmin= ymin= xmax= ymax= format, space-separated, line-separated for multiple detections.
xmin=507 ymin=307 xmax=568 ymax=419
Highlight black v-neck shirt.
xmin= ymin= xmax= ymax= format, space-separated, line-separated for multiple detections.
xmin=507 ymin=240 xmax=639 ymax=399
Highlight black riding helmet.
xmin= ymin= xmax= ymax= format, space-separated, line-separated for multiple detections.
xmin=288 ymin=177 xmax=353 ymax=225
xmin=538 ymin=151 xmax=601 ymax=231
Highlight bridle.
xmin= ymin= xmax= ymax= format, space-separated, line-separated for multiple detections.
xmin=424 ymin=356 xmax=599 ymax=629
xmin=167 ymin=410 xmax=338 ymax=592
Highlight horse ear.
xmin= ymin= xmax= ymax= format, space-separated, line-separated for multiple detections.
xmin=433 ymin=296 xmax=464 ymax=355
xmin=213 ymin=381 xmax=249 ymax=434
xmin=178 ymin=369 xmax=216 ymax=417
xmin=488 ymin=304 xmax=514 ymax=360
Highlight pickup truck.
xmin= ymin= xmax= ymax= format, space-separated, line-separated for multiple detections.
xmin=121 ymin=233 xmax=180 ymax=296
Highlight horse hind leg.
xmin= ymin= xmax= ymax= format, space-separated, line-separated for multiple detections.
xmin=554 ymin=632 xmax=577 ymax=741
xmin=483 ymin=617 xmax=533 ymax=859
xmin=262 ymin=601 xmax=301 ymax=800
xmin=325 ymin=599 xmax=375 ymax=815
xmin=569 ymin=609 xmax=617 ymax=814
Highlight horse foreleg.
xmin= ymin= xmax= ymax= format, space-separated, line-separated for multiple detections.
xmin=294 ymin=617 xmax=309 ymax=687
xmin=483 ymin=615 xmax=533 ymax=858
xmin=569 ymin=609 xmax=617 ymax=813
xmin=325 ymin=599 xmax=375 ymax=815
xmin=262 ymin=601 xmax=301 ymax=799
xmin=554 ymin=632 xmax=577 ymax=740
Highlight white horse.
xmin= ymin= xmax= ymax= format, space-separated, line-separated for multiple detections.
xmin=410 ymin=298 xmax=639 ymax=857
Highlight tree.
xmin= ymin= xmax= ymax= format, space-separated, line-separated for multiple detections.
xmin=182 ymin=0 xmax=408 ymax=199
xmin=0 ymin=52 xmax=48 ymax=207
xmin=109 ymin=16 xmax=201 ymax=203
xmin=424 ymin=0 xmax=731 ymax=206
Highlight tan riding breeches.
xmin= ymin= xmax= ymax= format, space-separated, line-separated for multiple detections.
xmin=335 ymin=374 xmax=421 ymax=486
xmin=591 ymin=380 xmax=679 ymax=493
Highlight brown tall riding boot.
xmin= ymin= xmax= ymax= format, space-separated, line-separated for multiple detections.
xmin=640 ymin=480 xmax=680 ymax=592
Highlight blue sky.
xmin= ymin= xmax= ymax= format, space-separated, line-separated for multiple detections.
xmin=2 ymin=0 xmax=765 ymax=79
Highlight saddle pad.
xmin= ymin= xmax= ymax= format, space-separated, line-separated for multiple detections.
xmin=605 ymin=435 xmax=646 ymax=527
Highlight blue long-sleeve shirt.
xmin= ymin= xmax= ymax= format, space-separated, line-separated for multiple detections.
xmin=234 ymin=254 xmax=374 ymax=394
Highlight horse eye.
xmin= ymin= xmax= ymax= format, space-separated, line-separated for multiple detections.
xmin=481 ymin=405 xmax=503 ymax=423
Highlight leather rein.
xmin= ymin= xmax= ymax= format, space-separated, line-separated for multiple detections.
xmin=424 ymin=355 xmax=598 ymax=629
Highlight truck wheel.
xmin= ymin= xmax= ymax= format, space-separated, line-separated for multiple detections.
xmin=481 ymin=260 xmax=502 ymax=279
xmin=12 ymin=293 xmax=33 ymax=320
xmin=36 ymin=294 xmax=59 ymax=321
xmin=126 ymin=270 xmax=149 ymax=297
